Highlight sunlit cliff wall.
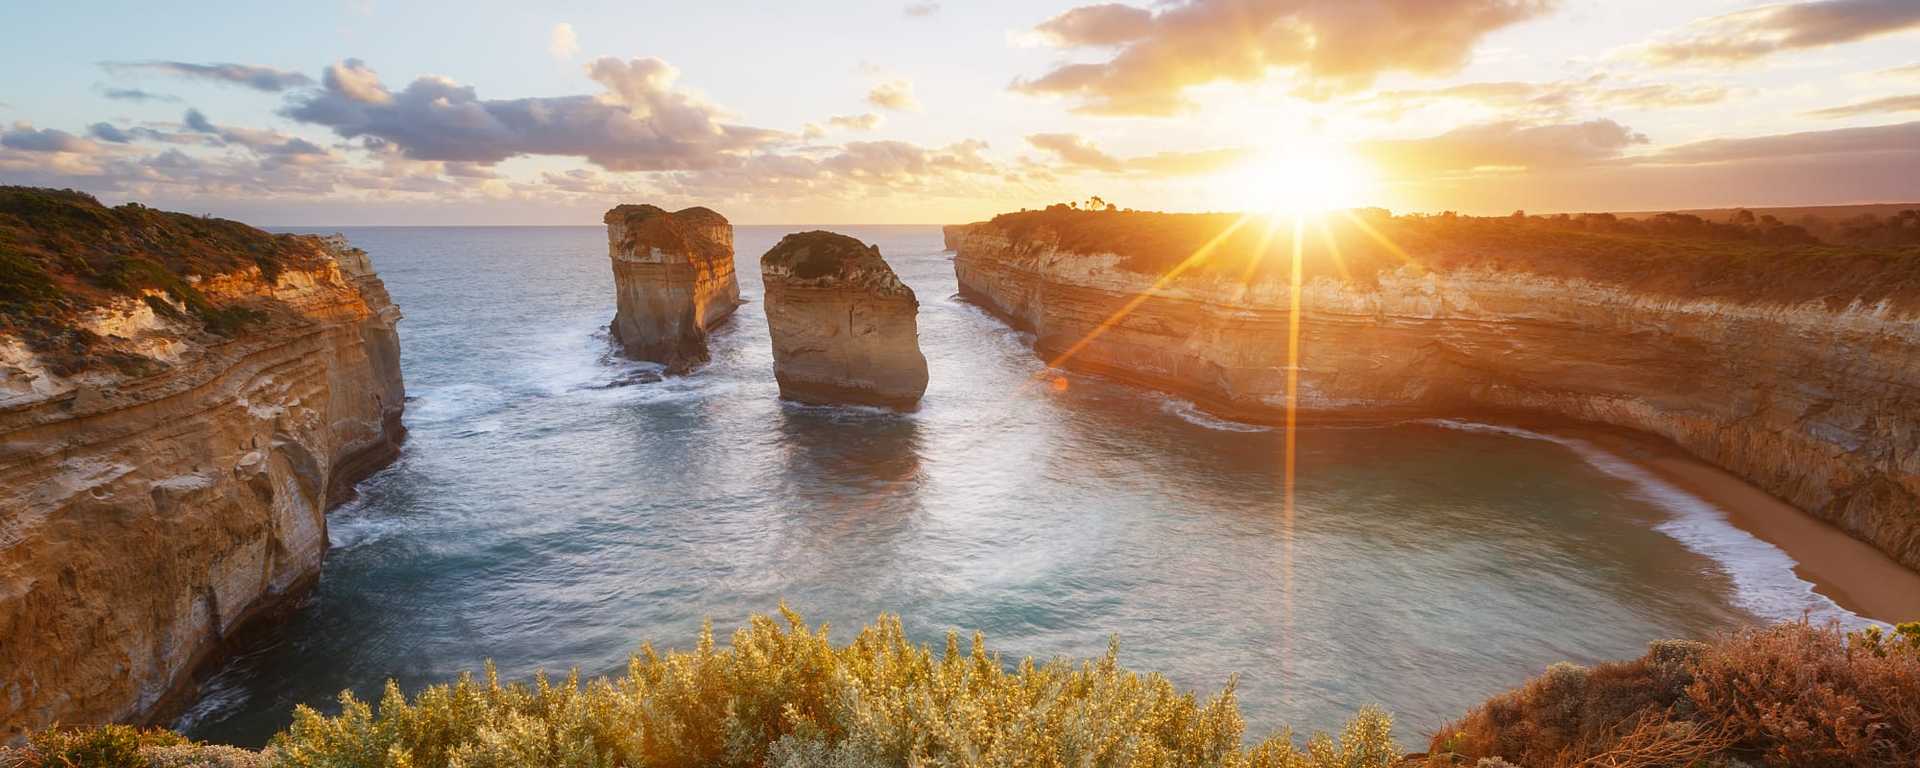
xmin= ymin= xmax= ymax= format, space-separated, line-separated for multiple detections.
xmin=0 ymin=231 xmax=404 ymax=736
xmin=947 ymin=219 xmax=1920 ymax=573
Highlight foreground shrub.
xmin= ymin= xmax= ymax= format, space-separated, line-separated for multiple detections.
xmin=1432 ymin=621 xmax=1920 ymax=768
xmin=8 ymin=724 xmax=189 ymax=768
xmin=268 ymin=606 xmax=1401 ymax=768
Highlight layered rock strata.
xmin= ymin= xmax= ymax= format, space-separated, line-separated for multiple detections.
xmin=0 ymin=196 xmax=404 ymax=736
xmin=762 ymin=231 xmax=929 ymax=409
xmin=605 ymin=205 xmax=740 ymax=371
xmin=947 ymin=216 xmax=1920 ymax=573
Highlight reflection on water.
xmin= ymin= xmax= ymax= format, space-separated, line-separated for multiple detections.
xmin=182 ymin=225 xmax=1847 ymax=747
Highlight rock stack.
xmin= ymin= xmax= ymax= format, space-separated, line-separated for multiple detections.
xmin=605 ymin=204 xmax=741 ymax=372
xmin=761 ymin=231 xmax=929 ymax=409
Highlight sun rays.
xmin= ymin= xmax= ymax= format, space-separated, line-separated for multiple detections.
xmin=1028 ymin=202 xmax=1431 ymax=689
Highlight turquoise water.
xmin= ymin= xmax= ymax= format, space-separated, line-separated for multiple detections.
xmin=182 ymin=225 xmax=1846 ymax=746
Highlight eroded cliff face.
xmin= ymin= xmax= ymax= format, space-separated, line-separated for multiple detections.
xmin=762 ymin=231 xmax=928 ymax=409
xmin=948 ymin=222 xmax=1920 ymax=573
xmin=606 ymin=205 xmax=741 ymax=371
xmin=0 ymin=236 xmax=404 ymax=737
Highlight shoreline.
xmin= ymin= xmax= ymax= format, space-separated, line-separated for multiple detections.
xmin=1565 ymin=427 xmax=1920 ymax=626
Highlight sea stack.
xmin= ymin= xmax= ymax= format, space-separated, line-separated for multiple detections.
xmin=605 ymin=204 xmax=741 ymax=371
xmin=761 ymin=231 xmax=930 ymax=409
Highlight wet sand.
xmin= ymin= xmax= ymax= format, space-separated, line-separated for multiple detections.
xmin=1570 ymin=427 xmax=1920 ymax=626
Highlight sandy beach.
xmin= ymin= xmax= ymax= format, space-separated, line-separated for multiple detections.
xmin=1571 ymin=428 xmax=1920 ymax=626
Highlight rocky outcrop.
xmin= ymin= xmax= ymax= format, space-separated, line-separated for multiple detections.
xmin=950 ymin=212 xmax=1920 ymax=573
xmin=0 ymin=191 xmax=404 ymax=737
xmin=761 ymin=231 xmax=928 ymax=409
xmin=605 ymin=204 xmax=740 ymax=371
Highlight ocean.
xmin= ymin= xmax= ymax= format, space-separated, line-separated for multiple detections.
xmin=181 ymin=225 xmax=1857 ymax=746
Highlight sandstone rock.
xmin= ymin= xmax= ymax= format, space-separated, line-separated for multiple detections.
xmin=605 ymin=204 xmax=741 ymax=371
xmin=761 ymin=231 xmax=929 ymax=409
xmin=950 ymin=214 xmax=1920 ymax=573
xmin=0 ymin=199 xmax=405 ymax=737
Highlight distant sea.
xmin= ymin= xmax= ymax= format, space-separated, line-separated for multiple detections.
xmin=180 ymin=225 xmax=1860 ymax=746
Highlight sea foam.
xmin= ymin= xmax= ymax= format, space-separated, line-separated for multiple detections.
xmin=1421 ymin=419 xmax=1875 ymax=629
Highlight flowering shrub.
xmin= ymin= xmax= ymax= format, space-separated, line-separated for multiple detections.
xmin=267 ymin=606 xmax=1401 ymax=768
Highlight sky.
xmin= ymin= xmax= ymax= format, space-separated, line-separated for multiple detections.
xmin=1 ymin=0 xmax=1917 ymax=225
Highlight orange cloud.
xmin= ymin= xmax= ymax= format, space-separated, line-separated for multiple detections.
xmin=867 ymin=79 xmax=921 ymax=112
xmin=1358 ymin=120 xmax=1647 ymax=177
xmin=1012 ymin=0 xmax=1555 ymax=115
xmin=1026 ymin=132 xmax=1251 ymax=176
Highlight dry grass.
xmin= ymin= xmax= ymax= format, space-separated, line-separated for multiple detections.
xmin=1431 ymin=622 xmax=1920 ymax=768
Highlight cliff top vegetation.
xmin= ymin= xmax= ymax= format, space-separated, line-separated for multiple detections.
xmin=0 ymin=187 xmax=345 ymax=373
xmin=976 ymin=206 xmax=1920 ymax=310
xmin=604 ymin=204 xmax=733 ymax=266
xmin=762 ymin=231 xmax=915 ymax=298
xmin=6 ymin=612 xmax=1913 ymax=768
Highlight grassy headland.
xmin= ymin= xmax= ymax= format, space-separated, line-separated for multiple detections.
xmin=976 ymin=205 xmax=1920 ymax=310
xmin=0 ymin=187 xmax=334 ymax=375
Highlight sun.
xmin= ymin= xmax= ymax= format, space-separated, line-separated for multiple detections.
xmin=1235 ymin=139 xmax=1374 ymax=217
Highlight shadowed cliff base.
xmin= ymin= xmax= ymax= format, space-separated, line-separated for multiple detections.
xmin=947 ymin=207 xmax=1920 ymax=580
xmin=761 ymin=230 xmax=929 ymax=410
xmin=0 ymin=188 xmax=406 ymax=738
xmin=604 ymin=204 xmax=741 ymax=372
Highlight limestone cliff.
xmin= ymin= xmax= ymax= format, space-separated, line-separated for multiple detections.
xmin=761 ymin=231 xmax=928 ymax=409
xmin=605 ymin=204 xmax=740 ymax=371
xmin=0 ymin=188 xmax=405 ymax=736
xmin=950 ymin=210 xmax=1920 ymax=573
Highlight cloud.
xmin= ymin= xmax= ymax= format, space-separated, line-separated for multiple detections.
xmin=1642 ymin=0 xmax=1920 ymax=65
xmin=1380 ymin=120 xmax=1920 ymax=214
xmin=1013 ymin=0 xmax=1555 ymax=115
xmin=180 ymin=109 xmax=332 ymax=161
xmin=827 ymin=113 xmax=886 ymax=131
xmin=1882 ymin=62 xmax=1920 ymax=79
xmin=1033 ymin=3 xmax=1156 ymax=46
xmin=99 ymin=60 xmax=314 ymax=91
xmin=283 ymin=56 xmax=779 ymax=170
xmin=99 ymin=86 xmax=181 ymax=103
xmin=1365 ymin=76 xmax=1729 ymax=120
xmin=1358 ymin=119 xmax=1647 ymax=176
xmin=2 ymin=124 xmax=104 ymax=154
xmin=867 ymin=79 xmax=921 ymax=111
xmin=550 ymin=23 xmax=580 ymax=60
xmin=321 ymin=59 xmax=392 ymax=104
xmin=1806 ymin=93 xmax=1920 ymax=118
xmin=1645 ymin=120 xmax=1920 ymax=164
xmin=1026 ymin=133 xmax=1125 ymax=171
xmin=904 ymin=2 xmax=940 ymax=17
xmin=1026 ymin=132 xmax=1253 ymax=176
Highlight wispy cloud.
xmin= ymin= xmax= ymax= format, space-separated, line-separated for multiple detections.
xmin=903 ymin=2 xmax=940 ymax=17
xmin=98 ymin=86 xmax=182 ymax=103
xmin=1641 ymin=0 xmax=1920 ymax=65
xmin=98 ymin=60 xmax=314 ymax=91
xmin=1025 ymin=132 xmax=1251 ymax=176
xmin=1358 ymin=119 xmax=1647 ymax=177
xmin=1806 ymin=93 xmax=1920 ymax=118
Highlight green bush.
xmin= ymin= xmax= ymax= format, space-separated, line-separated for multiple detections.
xmin=267 ymin=606 xmax=1401 ymax=768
